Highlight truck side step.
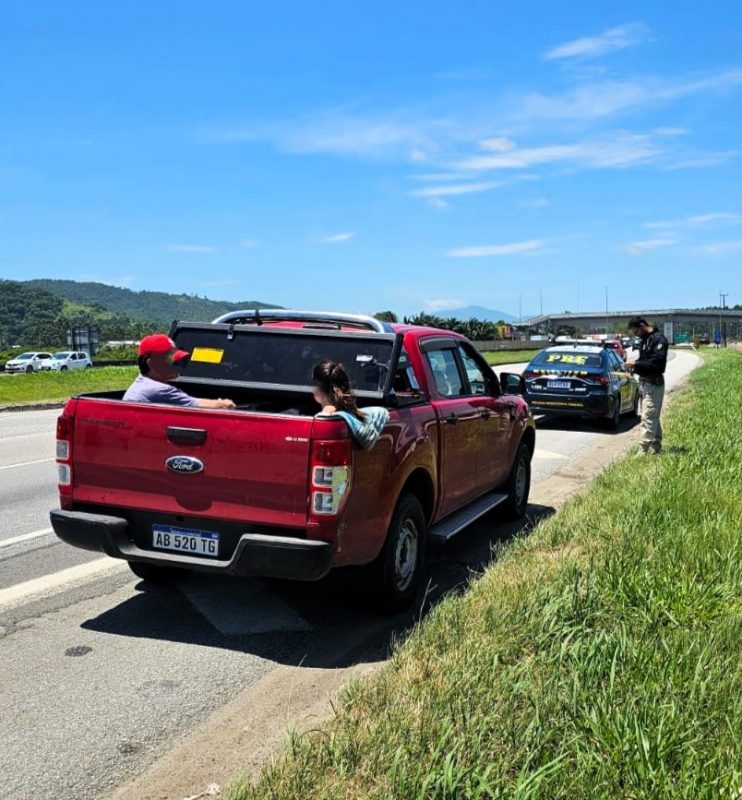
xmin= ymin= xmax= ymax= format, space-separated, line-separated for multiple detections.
xmin=428 ymin=491 xmax=509 ymax=544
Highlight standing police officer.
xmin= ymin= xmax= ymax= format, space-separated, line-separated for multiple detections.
xmin=626 ymin=316 xmax=668 ymax=455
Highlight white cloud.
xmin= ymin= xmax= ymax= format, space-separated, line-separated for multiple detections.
xmin=239 ymin=239 xmax=258 ymax=249
xmin=695 ymin=241 xmax=742 ymax=256
xmin=644 ymin=212 xmax=742 ymax=230
xmin=410 ymin=172 xmax=475 ymax=182
xmin=665 ymin=152 xmax=738 ymax=170
xmin=654 ymin=127 xmax=690 ymax=137
xmin=423 ymin=298 xmax=466 ymax=311
xmin=515 ymin=69 xmax=742 ymax=122
xmin=544 ymin=23 xmax=649 ymax=61
xmin=411 ymin=181 xmax=506 ymax=199
xmin=427 ymin=197 xmax=450 ymax=209
xmin=456 ymin=132 xmax=660 ymax=171
xmin=446 ymin=240 xmax=545 ymax=257
xmin=626 ymin=238 xmax=677 ymax=256
xmin=321 ymin=232 xmax=356 ymax=244
xmin=167 ymin=244 xmax=217 ymax=253
xmin=479 ymin=136 xmax=516 ymax=152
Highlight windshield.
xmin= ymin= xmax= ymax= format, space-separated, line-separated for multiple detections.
xmin=15 ymin=353 xmax=34 ymax=360
xmin=52 ymin=352 xmax=72 ymax=359
xmin=531 ymin=351 xmax=604 ymax=369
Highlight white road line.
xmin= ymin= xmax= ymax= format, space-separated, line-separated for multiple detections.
xmin=0 ymin=557 xmax=126 ymax=611
xmin=0 ymin=527 xmax=54 ymax=549
xmin=534 ymin=448 xmax=568 ymax=460
xmin=0 ymin=457 xmax=55 ymax=471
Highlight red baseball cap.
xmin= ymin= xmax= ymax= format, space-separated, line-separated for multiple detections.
xmin=138 ymin=334 xmax=189 ymax=362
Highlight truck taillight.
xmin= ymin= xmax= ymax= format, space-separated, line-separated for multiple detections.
xmin=56 ymin=412 xmax=74 ymax=508
xmin=309 ymin=439 xmax=352 ymax=518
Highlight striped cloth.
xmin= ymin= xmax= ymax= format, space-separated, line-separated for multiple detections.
xmin=329 ymin=407 xmax=390 ymax=450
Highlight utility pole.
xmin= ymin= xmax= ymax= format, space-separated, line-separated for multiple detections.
xmin=605 ymin=286 xmax=609 ymax=336
xmin=540 ymin=288 xmax=543 ymax=317
xmin=720 ymin=291 xmax=728 ymax=346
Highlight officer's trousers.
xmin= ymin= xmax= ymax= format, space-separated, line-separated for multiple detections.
xmin=639 ymin=379 xmax=664 ymax=453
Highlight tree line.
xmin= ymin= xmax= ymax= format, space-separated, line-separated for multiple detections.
xmin=374 ymin=311 xmax=510 ymax=340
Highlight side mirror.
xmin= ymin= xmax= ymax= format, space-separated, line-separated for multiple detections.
xmin=500 ymin=371 xmax=525 ymax=396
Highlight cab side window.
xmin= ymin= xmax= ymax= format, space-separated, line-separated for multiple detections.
xmin=457 ymin=344 xmax=497 ymax=396
xmin=425 ymin=348 xmax=464 ymax=397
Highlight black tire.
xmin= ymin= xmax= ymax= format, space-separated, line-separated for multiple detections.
xmin=85 ymin=363 xmax=93 ymax=369
xmin=607 ymin=396 xmax=621 ymax=430
xmin=361 ymin=493 xmax=427 ymax=612
xmin=60 ymin=366 xmax=68 ymax=371
xmin=499 ymin=441 xmax=531 ymax=520
xmin=25 ymin=365 xmax=33 ymax=373
xmin=128 ymin=561 xmax=190 ymax=583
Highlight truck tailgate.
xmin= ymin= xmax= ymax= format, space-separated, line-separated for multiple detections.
xmin=71 ymin=398 xmax=313 ymax=528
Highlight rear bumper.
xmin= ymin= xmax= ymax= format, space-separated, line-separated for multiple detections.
xmin=50 ymin=509 xmax=333 ymax=581
xmin=526 ymin=393 xmax=614 ymax=417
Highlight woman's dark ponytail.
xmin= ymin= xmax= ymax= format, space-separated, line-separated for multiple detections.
xmin=313 ymin=360 xmax=365 ymax=419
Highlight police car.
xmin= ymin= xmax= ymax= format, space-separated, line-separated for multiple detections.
xmin=523 ymin=345 xmax=639 ymax=429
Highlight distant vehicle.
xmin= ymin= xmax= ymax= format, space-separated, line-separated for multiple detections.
xmin=621 ymin=336 xmax=632 ymax=349
xmin=696 ymin=333 xmax=711 ymax=345
xmin=602 ymin=338 xmax=626 ymax=361
xmin=522 ymin=345 xmax=639 ymax=430
xmin=4 ymin=351 xmax=53 ymax=374
xmin=44 ymin=351 xmax=93 ymax=372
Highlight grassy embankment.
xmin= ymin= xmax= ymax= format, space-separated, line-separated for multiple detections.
xmin=229 ymin=349 xmax=741 ymax=800
xmin=483 ymin=349 xmax=541 ymax=367
xmin=0 ymin=366 xmax=136 ymax=407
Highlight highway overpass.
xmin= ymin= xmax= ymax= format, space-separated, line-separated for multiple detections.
xmin=523 ymin=308 xmax=742 ymax=342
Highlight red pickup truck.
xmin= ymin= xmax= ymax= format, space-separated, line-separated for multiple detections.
xmin=51 ymin=311 xmax=535 ymax=610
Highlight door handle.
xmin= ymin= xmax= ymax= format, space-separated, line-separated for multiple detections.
xmin=443 ymin=414 xmax=458 ymax=425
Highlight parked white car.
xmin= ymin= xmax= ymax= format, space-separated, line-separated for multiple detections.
xmin=4 ymin=352 xmax=53 ymax=373
xmin=45 ymin=351 xmax=93 ymax=371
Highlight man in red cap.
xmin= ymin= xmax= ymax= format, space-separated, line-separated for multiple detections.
xmin=123 ymin=333 xmax=235 ymax=409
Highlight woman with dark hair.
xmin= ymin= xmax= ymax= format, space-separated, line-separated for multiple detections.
xmin=312 ymin=360 xmax=389 ymax=450
xmin=312 ymin=360 xmax=365 ymax=418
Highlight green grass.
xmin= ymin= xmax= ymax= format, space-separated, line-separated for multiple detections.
xmin=0 ymin=366 xmax=136 ymax=407
xmin=483 ymin=349 xmax=541 ymax=367
xmin=228 ymin=350 xmax=742 ymax=800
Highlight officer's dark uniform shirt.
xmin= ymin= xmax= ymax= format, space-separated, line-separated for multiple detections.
xmin=633 ymin=329 xmax=668 ymax=380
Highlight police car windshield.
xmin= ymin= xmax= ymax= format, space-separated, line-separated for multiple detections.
xmin=531 ymin=351 xmax=604 ymax=369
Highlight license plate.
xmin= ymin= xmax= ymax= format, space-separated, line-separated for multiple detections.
xmin=152 ymin=525 xmax=219 ymax=557
xmin=547 ymin=380 xmax=571 ymax=389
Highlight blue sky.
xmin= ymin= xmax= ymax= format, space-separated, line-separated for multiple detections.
xmin=1 ymin=1 xmax=741 ymax=318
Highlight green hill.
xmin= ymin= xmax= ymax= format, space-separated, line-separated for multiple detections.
xmin=0 ymin=279 xmax=282 ymax=349
xmin=24 ymin=279 xmax=281 ymax=324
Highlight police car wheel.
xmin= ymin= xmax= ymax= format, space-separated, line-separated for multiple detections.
xmin=608 ymin=398 xmax=621 ymax=430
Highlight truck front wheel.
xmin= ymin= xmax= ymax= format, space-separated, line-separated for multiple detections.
xmin=362 ymin=493 xmax=426 ymax=612
xmin=128 ymin=561 xmax=191 ymax=583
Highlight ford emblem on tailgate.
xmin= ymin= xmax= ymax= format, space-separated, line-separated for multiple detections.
xmin=165 ymin=456 xmax=204 ymax=475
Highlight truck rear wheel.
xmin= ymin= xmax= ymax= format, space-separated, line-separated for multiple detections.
xmin=128 ymin=561 xmax=191 ymax=583
xmin=362 ymin=492 xmax=426 ymax=612
xmin=499 ymin=441 xmax=531 ymax=520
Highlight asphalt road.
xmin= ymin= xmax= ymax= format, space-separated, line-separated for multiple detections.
xmin=0 ymin=348 xmax=700 ymax=800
